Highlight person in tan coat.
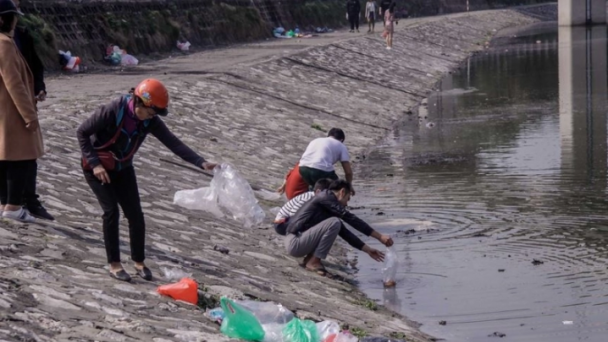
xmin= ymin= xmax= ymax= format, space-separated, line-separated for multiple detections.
xmin=0 ymin=0 xmax=44 ymax=223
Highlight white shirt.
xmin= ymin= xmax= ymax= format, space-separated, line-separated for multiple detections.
xmin=299 ymin=137 xmax=350 ymax=172
xmin=275 ymin=191 xmax=314 ymax=221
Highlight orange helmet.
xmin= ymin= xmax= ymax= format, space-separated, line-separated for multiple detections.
xmin=133 ymin=78 xmax=169 ymax=116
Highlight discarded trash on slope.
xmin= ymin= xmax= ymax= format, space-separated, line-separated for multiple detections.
xmin=220 ymin=297 xmax=266 ymax=341
xmin=157 ymin=278 xmax=198 ymax=305
xmin=382 ymin=248 xmax=398 ymax=287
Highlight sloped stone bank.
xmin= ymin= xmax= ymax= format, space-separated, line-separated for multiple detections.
xmin=0 ymin=8 xmax=543 ymax=342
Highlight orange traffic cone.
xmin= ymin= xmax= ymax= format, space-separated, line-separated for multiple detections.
xmin=157 ymin=278 xmax=198 ymax=305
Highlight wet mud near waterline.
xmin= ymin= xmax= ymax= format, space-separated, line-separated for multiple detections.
xmin=353 ymin=23 xmax=608 ymax=342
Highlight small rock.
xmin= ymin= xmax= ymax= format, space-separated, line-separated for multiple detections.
xmin=488 ymin=332 xmax=506 ymax=338
xmin=210 ymin=137 xmax=218 ymax=142
xmin=376 ymin=212 xmax=385 ymax=216
xmin=439 ymin=320 xmax=447 ymax=325
xmin=498 ymin=269 xmax=505 ymax=272
xmin=532 ymin=259 xmax=544 ymax=265
xmin=214 ymin=245 xmax=230 ymax=254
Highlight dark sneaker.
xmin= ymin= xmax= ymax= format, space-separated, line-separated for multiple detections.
xmin=25 ymin=199 xmax=55 ymax=221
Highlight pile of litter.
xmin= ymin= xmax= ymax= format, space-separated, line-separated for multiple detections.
xmin=272 ymin=26 xmax=333 ymax=39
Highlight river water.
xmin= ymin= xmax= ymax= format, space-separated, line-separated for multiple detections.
xmin=353 ymin=22 xmax=608 ymax=342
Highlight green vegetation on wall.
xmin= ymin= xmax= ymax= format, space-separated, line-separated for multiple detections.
xmin=19 ymin=14 xmax=56 ymax=68
xmin=290 ymin=0 xmax=347 ymax=29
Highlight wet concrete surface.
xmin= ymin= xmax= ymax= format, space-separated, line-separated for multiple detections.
xmin=354 ymin=21 xmax=608 ymax=342
xmin=0 ymin=7 xmax=545 ymax=342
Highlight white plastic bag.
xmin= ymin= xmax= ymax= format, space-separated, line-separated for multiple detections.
xmin=121 ymin=54 xmax=139 ymax=66
xmin=173 ymin=186 xmax=224 ymax=218
xmin=177 ymin=41 xmax=191 ymax=51
xmin=335 ymin=332 xmax=359 ymax=342
xmin=173 ymin=164 xmax=265 ymax=228
xmin=238 ymin=300 xmax=294 ymax=324
xmin=316 ymin=321 xmax=340 ymax=341
xmin=382 ymin=248 xmax=398 ymax=287
xmin=161 ymin=267 xmax=193 ymax=281
xmin=262 ymin=323 xmax=286 ymax=342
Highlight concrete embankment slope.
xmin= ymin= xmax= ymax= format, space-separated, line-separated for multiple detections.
xmin=0 ymin=8 xmax=544 ymax=342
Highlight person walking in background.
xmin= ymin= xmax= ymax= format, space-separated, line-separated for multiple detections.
xmin=298 ymin=128 xmax=355 ymax=195
xmin=77 ymin=78 xmax=217 ymax=282
xmin=379 ymin=0 xmax=391 ymax=26
xmin=0 ymin=0 xmax=44 ymax=223
xmin=383 ymin=2 xmax=396 ymax=50
xmin=11 ymin=0 xmax=53 ymax=221
xmin=346 ymin=0 xmax=361 ymax=33
xmin=365 ymin=0 xmax=377 ymax=33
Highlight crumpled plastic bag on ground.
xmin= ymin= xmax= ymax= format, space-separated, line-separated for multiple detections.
xmin=316 ymin=321 xmax=340 ymax=341
xmin=329 ymin=332 xmax=359 ymax=342
xmin=262 ymin=323 xmax=286 ymax=342
xmin=121 ymin=54 xmax=139 ymax=66
xmin=161 ymin=267 xmax=193 ymax=281
xmin=282 ymin=318 xmax=319 ymax=342
xmin=382 ymin=248 xmax=398 ymax=287
xmin=238 ymin=300 xmax=294 ymax=325
xmin=360 ymin=338 xmax=405 ymax=342
xmin=157 ymin=278 xmax=198 ymax=305
xmin=173 ymin=164 xmax=265 ymax=228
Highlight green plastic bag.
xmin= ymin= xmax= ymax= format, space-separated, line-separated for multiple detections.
xmin=220 ymin=297 xmax=265 ymax=341
xmin=282 ymin=318 xmax=320 ymax=342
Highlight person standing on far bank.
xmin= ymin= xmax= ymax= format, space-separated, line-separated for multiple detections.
xmin=379 ymin=0 xmax=391 ymax=26
xmin=346 ymin=0 xmax=361 ymax=33
xmin=0 ymin=0 xmax=44 ymax=223
xmin=365 ymin=0 xmax=377 ymax=33
xmin=298 ymin=128 xmax=355 ymax=195
xmin=383 ymin=2 xmax=396 ymax=50
xmin=11 ymin=0 xmax=53 ymax=221
xmin=77 ymin=78 xmax=217 ymax=282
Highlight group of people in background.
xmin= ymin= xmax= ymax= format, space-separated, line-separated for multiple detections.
xmin=347 ymin=0 xmax=397 ymax=49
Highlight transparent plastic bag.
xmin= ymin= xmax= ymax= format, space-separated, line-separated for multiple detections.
xmin=161 ymin=267 xmax=193 ymax=281
xmin=220 ymin=297 xmax=265 ymax=341
xmin=316 ymin=321 xmax=340 ymax=341
xmin=173 ymin=164 xmax=265 ymax=228
xmin=382 ymin=248 xmax=398 ymax=287
xmin=238 ymin=300 xmax=294 ymax=325
xmin=262 ymin=323 xmax=286 ymax=342
xmin=282 ymin=318 xmax=319 ymax=342
xmin=333 ymin=332 xmax=359 ymax=342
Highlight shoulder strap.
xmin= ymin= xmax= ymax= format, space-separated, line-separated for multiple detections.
xmin=95 ymin=96 xmax=129 ymax=151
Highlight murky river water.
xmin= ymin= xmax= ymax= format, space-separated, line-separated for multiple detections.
xmin=353 ymin=22 xmax=608 ymax=342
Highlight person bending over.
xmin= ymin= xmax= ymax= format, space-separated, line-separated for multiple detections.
xmin=285 ymin=179 xmax=393 ymax=276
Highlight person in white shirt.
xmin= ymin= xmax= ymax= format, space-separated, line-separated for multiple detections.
xmin=365 ymin=0 xmax=377 ymax=33
xmin=298 ymin=128 xmax=355 ymax=195
xmin=273 ymin=178 xmax=332 ymax=236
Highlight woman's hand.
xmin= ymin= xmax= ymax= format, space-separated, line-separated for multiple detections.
xmin=93 ymin=165 xmax=111 ymax=184
xmin=202 ymin=162 xmax=218 ymax=171
xmin=25 ymin=120 xmax=39 ymax=132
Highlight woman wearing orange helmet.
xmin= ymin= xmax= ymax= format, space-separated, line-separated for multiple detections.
xmin=77 ymin=78 xmax=217 ymax=282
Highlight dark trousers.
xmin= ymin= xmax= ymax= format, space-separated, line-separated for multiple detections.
xmin=84 ymin=166 xmax=146 ymax=264
xmin=349 ymin=13 xmax=359 ymax=30
xmin=0 ymin=160 xmax=35 ymax=206
xmin=299 ymin=166 xmax=339 ymax=188
xmin=23 ymin=160 xmax=38 ymax=205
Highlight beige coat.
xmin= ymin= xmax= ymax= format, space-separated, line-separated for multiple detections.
xmin=0 ymin=33 xmax=44 ymax=161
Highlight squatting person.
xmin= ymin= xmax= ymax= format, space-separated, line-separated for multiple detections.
xmin=285 ymin=179 xmax=393 ymax=276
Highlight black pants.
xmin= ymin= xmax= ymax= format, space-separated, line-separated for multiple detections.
xmin=0 ymin=160 xmax=36 ymax=206
xmin=84 ymin=166 xmax=146 ymax=264
xmin=23 ymin=160 xmax=38 ymax=206
xmin=349 ymin=13 xmax=359 ymax=30
xmin=299 ymin=166 xmax=339 ymax=188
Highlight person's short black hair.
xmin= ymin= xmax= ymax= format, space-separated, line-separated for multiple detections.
xmin=0 ymin=13 xmax=15 ymax=33
xmin=327 ymin=128 xmax=346 ymax=142
xmin=313 ymin=178 xmax=332 ymax=192
xmin=389 ymin=1 xmax=396 ymax=12
xmin=329 ymin=179 xmax=353 ymax=193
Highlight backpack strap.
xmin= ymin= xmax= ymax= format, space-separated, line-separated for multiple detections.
xmin=95 ymin=96 xmax=130 ymax=151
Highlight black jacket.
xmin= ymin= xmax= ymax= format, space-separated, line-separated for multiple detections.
xmin=347 ymin=0 xmax=361 ymax=15
xmin=286 ymin=190 xmax=374 ymax=250
xmin=13 ymin=26 xmax=46 ymax=95
xmin=77 ymin=96 xmax=206 ymax=171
